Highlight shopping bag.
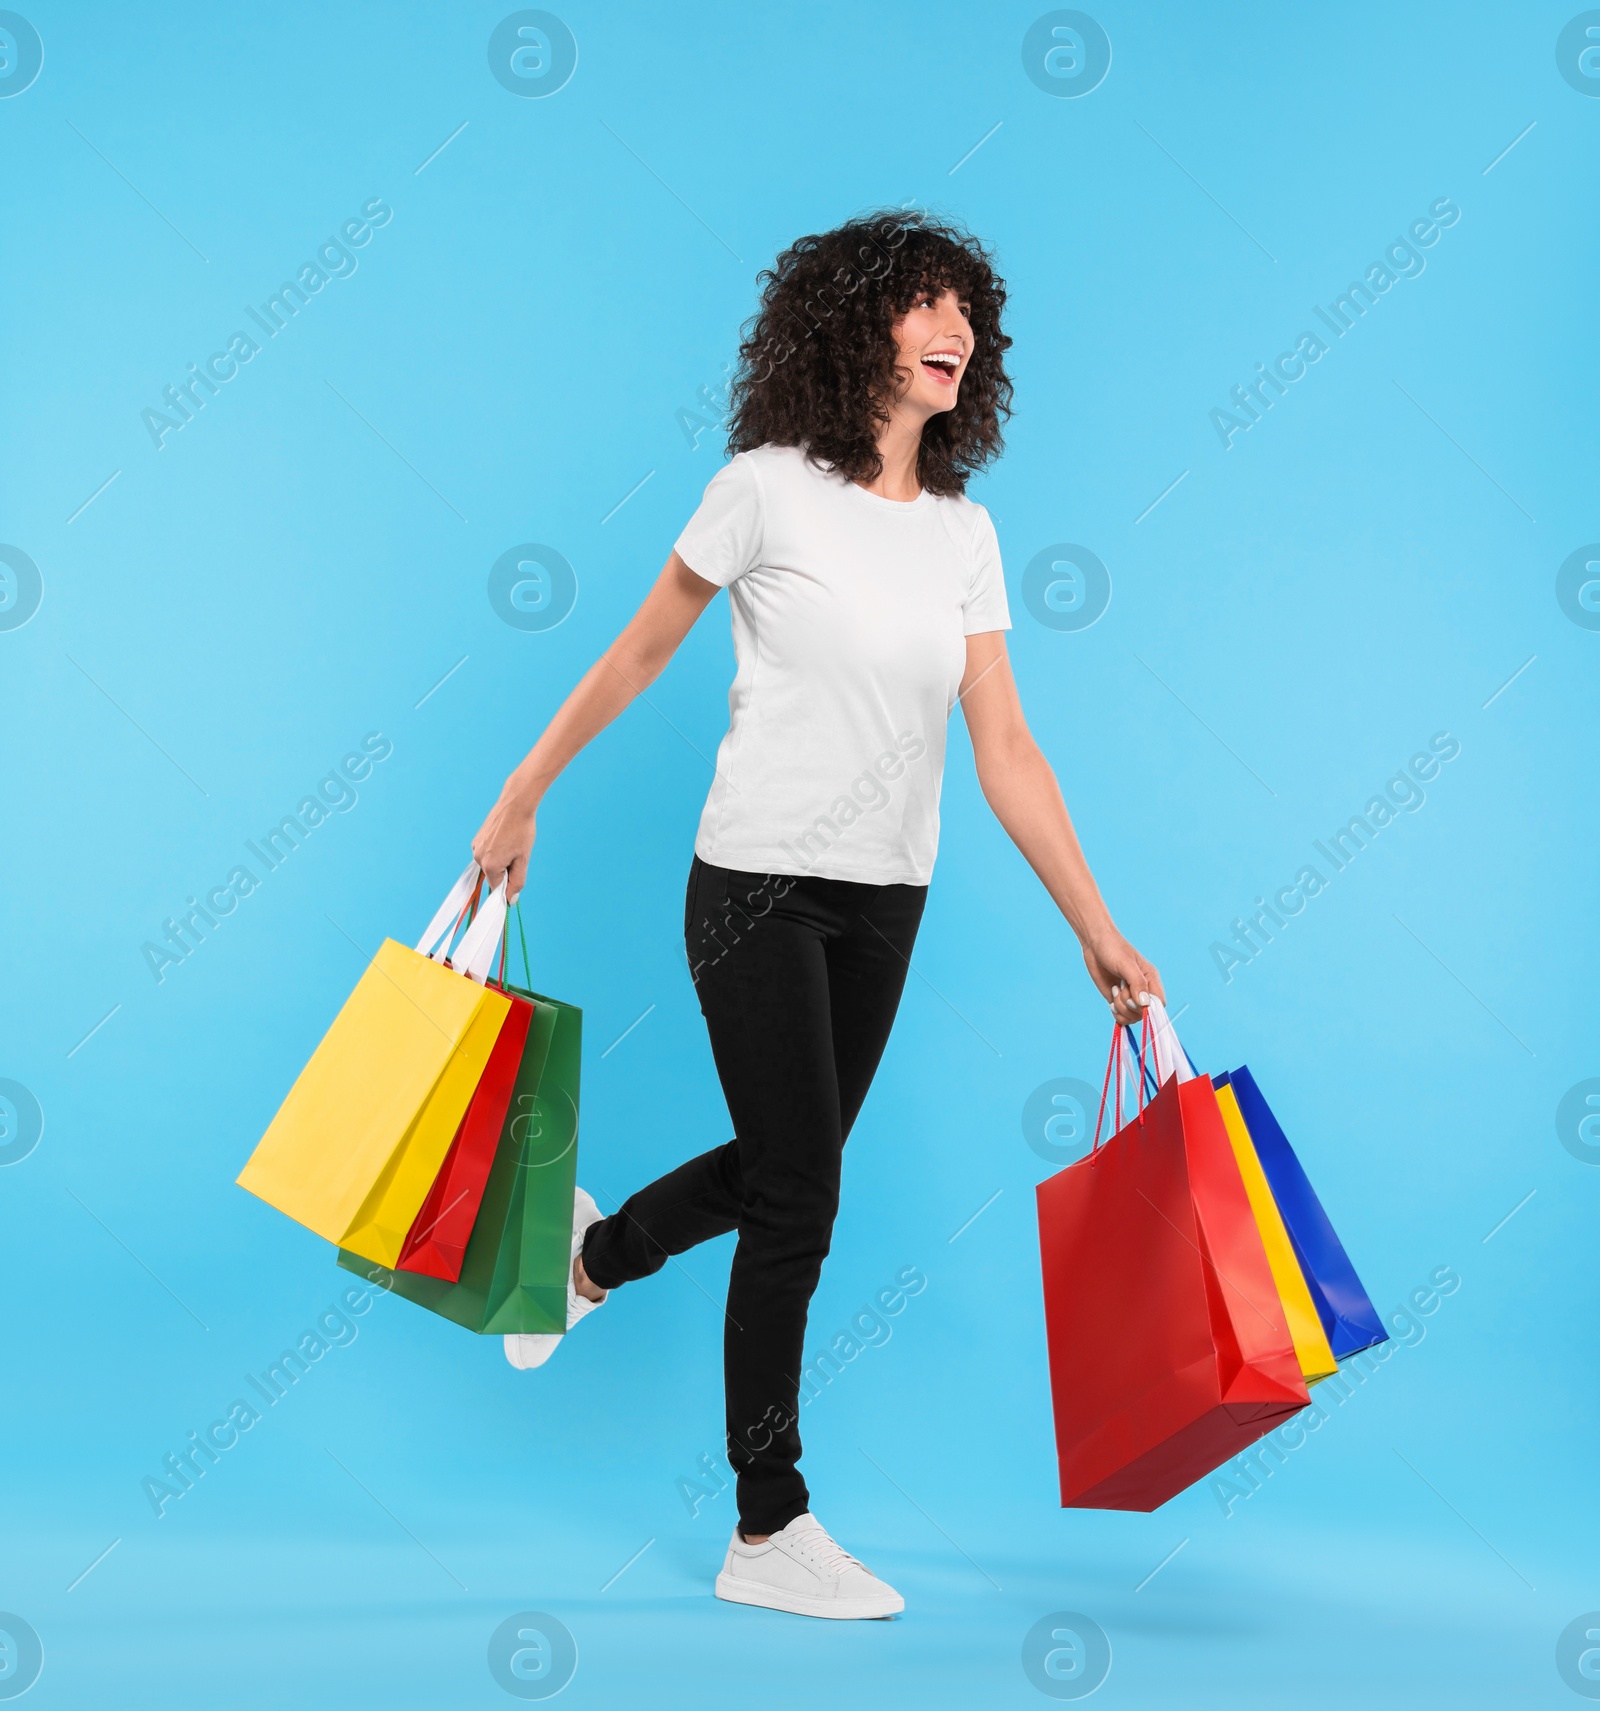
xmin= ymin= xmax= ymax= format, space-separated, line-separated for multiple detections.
xmin=237 ymin=865 xmax=512 ymax=1267
xmin=396 ymin=984 xmax=535 ymax=1282
xmin=1035 ymin=1001 xmax=1309 ymax=1510
xmin=1211 ymin=1080 xmax=1338 ymax=1385
xmin=1216 ymin=1066 xmax=1388 ymax=1359
xmin=341 ymin=929 xmax=581 ymax=1334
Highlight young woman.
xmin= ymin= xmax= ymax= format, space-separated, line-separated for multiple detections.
xmin=471 ymin=210 xmax=1164 ymax=1621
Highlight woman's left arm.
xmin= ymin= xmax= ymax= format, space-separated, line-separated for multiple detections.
xmin=958 ymin=630 xmax=1164 ymax=1026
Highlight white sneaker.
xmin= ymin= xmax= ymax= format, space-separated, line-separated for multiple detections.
xmin=714 ymin=1512 xmax=904 ymax=1620
xmin=503 ymin=1187 xmax=607 ymax=1370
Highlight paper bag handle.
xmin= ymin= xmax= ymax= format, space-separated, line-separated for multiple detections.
xmin=453 ymin=880 xmax=508 ymax=984
xmin=415 ymin=861 xmax=508 ymax=985
xmin=417 ymin=862 xmax=481 ymax=961
xmin=1141 ymin=994 xmax=1196 ymax=1088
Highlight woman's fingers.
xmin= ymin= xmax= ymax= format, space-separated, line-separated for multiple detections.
xmin=472 ymin=797 xmax=537 ymax=903
xmin=473 ymin=833 xmax=532 ymax=895
xmin=1087 ymin=941 xmax=1164 ymax=1023
xmin=1109 ymin=958 xmax=1164 ymax=1022
xmin=475 ymin=844 xmax=505 ymax=889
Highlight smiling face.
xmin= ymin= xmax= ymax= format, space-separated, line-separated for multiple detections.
xmin=890 ymin=286 xmax=973 ymax=421
xmin=729 ymin=211 xmax=1013 ymax=497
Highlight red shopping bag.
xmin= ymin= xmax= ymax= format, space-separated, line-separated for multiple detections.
xmin=395 ymin=880 xmax=533 ymax=1283
xmin=396 ymin=992 xmax=533 ymax=1279
xmin=1036 ymin=1014 xmax=1309 ymax=1509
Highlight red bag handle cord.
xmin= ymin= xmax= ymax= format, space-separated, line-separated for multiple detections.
xmin=1090 ymin=1009 xmax=1156 ymax=1156
xmin=1091 ymin=1026 xmax=1121 ymax=1154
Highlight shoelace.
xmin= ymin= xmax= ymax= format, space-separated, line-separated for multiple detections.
xmin=785 ymin=1522 xmax=864 ymax=1577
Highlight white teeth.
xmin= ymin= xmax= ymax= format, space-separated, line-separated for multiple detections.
xmin=923 ymin=352 xmax=960 ymax=367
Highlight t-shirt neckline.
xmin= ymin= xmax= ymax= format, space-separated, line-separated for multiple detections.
xmin=846 ymin=478 xmax=932 ymax=513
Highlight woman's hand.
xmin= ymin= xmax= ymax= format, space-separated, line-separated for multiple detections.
xmin=1083 ymin=931 xmax=1165 ymax=1027
xmin=472 ymin=785 xmax=538 ymax=904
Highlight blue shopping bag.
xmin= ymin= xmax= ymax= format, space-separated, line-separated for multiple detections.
xmin=1215 ymin=1066 xmax=1388 ymax=1359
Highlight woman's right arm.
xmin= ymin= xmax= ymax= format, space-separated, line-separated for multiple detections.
xmin=472 ymin=550 xmax=719 ymax=899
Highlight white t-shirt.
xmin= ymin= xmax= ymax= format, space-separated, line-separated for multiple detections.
xmin=674 ymin=444 xmax=1012 ymax=886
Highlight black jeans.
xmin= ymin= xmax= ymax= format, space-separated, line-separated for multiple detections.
xmin=581 ymin=857 xmax=927 ymax=1536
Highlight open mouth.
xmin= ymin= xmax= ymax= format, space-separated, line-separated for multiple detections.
xmin=921 ymin=352 xmax=961 ymax=385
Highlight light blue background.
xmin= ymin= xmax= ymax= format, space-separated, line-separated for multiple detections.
xmin=2 ymin=3 xmax=1596 ymax=1706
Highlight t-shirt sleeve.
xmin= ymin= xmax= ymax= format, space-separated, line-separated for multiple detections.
xmin=963 ymin=505 xmax=1012 ymax=634
xmin=674 ymin=454 xmax=764 ymax=588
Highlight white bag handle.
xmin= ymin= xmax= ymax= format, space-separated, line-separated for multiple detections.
xmin=416 ymin=861 xmax=481 ymax=961
xmin=414 ymin=861 xmax=508 ymax=985
xmin=1140 ymin=994 xmax=1196 ymax=1086
xmin=454 ymin=879 xmax=508 ymax=985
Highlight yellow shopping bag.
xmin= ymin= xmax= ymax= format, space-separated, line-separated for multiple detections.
xmin=1213 ymin=1080 xmax=1338 ymax=1384
xmin=238 ymin=867 xmax=512 ymax=1267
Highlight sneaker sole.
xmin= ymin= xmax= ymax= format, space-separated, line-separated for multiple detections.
xmin=714 ymin=1571 xmax=903 ymax=1620
xmin=503 ymin=1334 xmax=561 ymax=1370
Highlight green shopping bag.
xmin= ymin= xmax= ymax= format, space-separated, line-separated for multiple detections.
xmin=339 ymin=950 xmax=580 ymax=1334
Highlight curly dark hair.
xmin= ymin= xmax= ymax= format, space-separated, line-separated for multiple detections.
xmin=725 ymin=209 xmax=1012 ymax=497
